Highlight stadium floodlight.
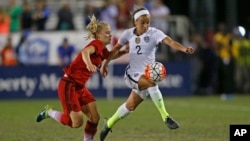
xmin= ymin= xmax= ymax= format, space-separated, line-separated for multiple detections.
xmin=238 ymin=26 xmax=246 ymax=37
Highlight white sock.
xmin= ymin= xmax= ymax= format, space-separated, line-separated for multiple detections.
xmin=117 ymin=103 xmax=131 ymax=119
xmin=48 ymin=110 xmax=63 ymax=123
xmin=107 ymin=103 xmax=132 ymax=128
xmin=148 ymin=85 xmax=169 ymax=121
xmin=83 ymin=133 xmax=93 ymax=141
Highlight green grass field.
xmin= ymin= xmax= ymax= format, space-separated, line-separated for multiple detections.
xmin=0 ymin=95 xmax=250 ymax=141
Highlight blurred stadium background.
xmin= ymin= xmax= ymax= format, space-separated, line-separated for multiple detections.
xmin=0 ymin=0 xmax=250 ymax=140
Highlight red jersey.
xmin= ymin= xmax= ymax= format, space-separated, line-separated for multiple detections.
xmin=63 ymin=39 xmax=110 ymax=87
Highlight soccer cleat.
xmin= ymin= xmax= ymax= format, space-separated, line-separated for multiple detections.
xmin=100 ymin=118 xmax=112 ymax=141
xmin=36 ymin=105 xmax=53 ymax=122
xmin=165 ymin=116 xmax=179 ymax=129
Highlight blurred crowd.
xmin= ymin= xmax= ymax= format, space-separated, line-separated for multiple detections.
xmin=0 ymin=0 xmax=170 ymax=33
xmin=0 ymin=0 xmax=250 ymax=94
xmin=0 ymin=0 xmax=170 ymax=64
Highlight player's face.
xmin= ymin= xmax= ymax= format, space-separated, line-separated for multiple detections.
xmin=98 ymin=25 xmax=112 ymax=45
xmin=134 ymin=15 xmax=150 ymax=35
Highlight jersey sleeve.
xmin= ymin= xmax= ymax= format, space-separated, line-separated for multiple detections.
xmin=118 ymin=30 xmax=129 ymax=46
xmin=154 ymin=28 xmax=168 ymax=44
xmin=87 ymin=40 xmax=103 ymax=55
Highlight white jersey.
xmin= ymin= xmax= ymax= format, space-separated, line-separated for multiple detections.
xmin=118 ymin=27 xmax=167 ymax=73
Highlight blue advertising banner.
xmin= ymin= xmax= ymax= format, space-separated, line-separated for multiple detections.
xmin=0 ymin=66 xmax=63 ymax=99
xmin=19 ymin=38 xmax=50 ymax=65
xmin=0 ymin=62 xmax=192 ymax=99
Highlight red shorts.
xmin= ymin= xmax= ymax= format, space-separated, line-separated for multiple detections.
xmin=57 ymin=77 xmax=95 ymax=114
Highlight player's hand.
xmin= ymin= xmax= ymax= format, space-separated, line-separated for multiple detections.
xmin=86 ymin=63 xmax=98 ymax=72
xmin=100 ymin=65 xmax=108 ymax=78
xmin=124 ymin=43 xmax=130 ymax=53
xmin=185 ymin=46 xmax=195 ymax=54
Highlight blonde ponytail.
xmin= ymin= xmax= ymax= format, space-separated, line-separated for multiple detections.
xmin=85 ymin=15 xmax=108 ymax=40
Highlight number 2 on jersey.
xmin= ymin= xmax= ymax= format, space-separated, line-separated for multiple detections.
xmin=136 ymin=45 xmax=142 ymax=55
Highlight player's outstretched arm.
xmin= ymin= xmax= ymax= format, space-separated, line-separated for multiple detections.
xmin=81 ymin=46 xmax=98 ymax=72
xmin=163 ymin=36 xmax=195 ymax=54
xmin=113 ymin=43 xmax=129 ymax=59
xmin=100 ymin=44 xmax=124 ymax=77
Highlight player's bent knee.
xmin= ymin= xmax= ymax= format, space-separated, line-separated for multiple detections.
xmin=71 ymin=116 xmax=83 ymax=128
xmin=72 ymin=117 xmax=83 ymax=128
xmin=70 ymin=111 xmax=83 ymax=128
xmin=126 ymin=104 xmax=136 ymax=111
xmin=72 ymin=119 xmax=83 ymax=128
xmin=127 ymin=107 xmax=135 ymax=111
xmin=87 ymin=114 xmax=100 ymax=123
xmin=92 ymin=114 xmax=100 ymax=123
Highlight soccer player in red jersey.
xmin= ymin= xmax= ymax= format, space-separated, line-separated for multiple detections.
xmin=36 ymin=15 xmax=128 ymax=141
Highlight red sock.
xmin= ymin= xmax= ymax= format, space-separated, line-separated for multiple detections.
xmin=60 ymin=113 xmax=73 ymax=127
xmin=84 ymin=120 xmax=98 ymax=138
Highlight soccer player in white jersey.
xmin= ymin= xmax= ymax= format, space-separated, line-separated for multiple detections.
xmin=99 ymin=7 xmax=194 ymax=141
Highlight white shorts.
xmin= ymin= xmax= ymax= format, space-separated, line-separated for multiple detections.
xmin=124 ymin=65 xmax=149 ymax=99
